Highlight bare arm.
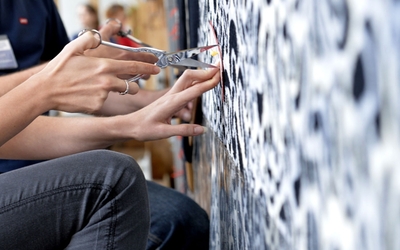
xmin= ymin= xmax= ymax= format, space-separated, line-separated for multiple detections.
xmin=76 ymin=22 xmax=180 ymax=117
xmin=0 ymin=22 xmax=220 ymax=161
xmin=62 ymin=22 xmax=193 ymax=121
xmin=0 ymin=31 xmax=160 ymax=150
xmin=0 ymin=22 xmax=162 ymax=119
xmin=0 ymin=115 xmax=119 ymax=159
xmin=0 ymin=63 xmax=46 ymax=97
xmin=0 ymin=67 xmax=220 ymax=160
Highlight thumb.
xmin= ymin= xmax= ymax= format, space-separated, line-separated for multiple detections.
xmin=98 ymin=20 xmax=122 ymax=41
xmin=68 ymin=30 xmax=102 ymax=54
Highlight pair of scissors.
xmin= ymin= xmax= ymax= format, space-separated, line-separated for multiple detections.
xmin=78 ymin=28 xmax=218 ymax=82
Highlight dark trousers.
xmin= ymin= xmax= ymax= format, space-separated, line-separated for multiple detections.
xmin=0 ymin=150 xmax=149 ymax=250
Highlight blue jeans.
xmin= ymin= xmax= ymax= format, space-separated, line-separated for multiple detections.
xmin=146 ymin=181 xmax=210 ymax=250
xmin=0 ymin=150 xmax=150 ymax=249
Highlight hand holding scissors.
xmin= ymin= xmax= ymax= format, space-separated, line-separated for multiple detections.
xmin=78 ymin=28 xmax=218 ymax=83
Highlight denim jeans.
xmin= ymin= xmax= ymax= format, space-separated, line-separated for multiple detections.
xmin=146 ymin=181 xmax=210 ymax=250
xmin=0 ymin=150 xmax=210 ymax=250
xmin=0 ymin=150 xmax=149 ymax=250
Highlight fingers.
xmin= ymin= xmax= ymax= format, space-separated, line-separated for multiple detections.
xmin=99 ymin=20 xmax=158 ymax=63
xmin=112 ymin=51 xmax=158 ymax=64
xmin=128 ymin=52 xmax=159 ymax=64
xmin=67 ymin=30 xmax=102 ymax=54
xmin=98 ymin=20 xmax=121 ymax=40
xmin=141 ymin=74 xmax=151 ymax=80
xmin=59 ymin=34 xmax=160 ymax=96
xmin=77 ymin=22 xmax=158 ymax=63
xmin=164 ymin=124 xmax=206 ymax=138
xmin=171 ymin=67 xmax=220 ymax=93
xmin=103 ymin=59 xmax=160 ymax=76
xmin=127 ymin=67 xmax=219 ymax=141
xmin=97 ymin=76 xmax=140 ymax=95
xmin=119 ymin=79 xmax=140 ymax=95
xmin=172 ymin=68 xmax=220 ymax=103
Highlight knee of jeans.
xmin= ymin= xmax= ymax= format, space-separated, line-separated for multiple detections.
xmin=88 ymin=149 xmax=140 ymax=170
xmin=87 ymin=150 xmax=146 ymax=184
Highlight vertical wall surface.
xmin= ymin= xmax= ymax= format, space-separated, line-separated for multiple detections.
xmin=191 ymin=0 xmax=400 ymax=249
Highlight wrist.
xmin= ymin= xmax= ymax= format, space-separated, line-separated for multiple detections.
xmin=105 ymin=114 xmax=139 ymax=141
xmin=28 ymin=63 xmax=47 ymax=78
xmin=18 ymin=73 xmax=54 ymax=114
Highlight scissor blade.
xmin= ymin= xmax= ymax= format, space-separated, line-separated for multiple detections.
xmin=172 ymin=58 xmax=217 ymax=68
xmin=166 ymin=45 xmax=218 ymax=59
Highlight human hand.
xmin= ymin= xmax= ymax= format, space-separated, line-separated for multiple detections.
xmin=96 ymin=87 xmax=195 ymax=119
xmin=83 ymin=20 xmax=158 ymax=66
xmin=123 ymin=67 xmax=220 ymax=141
xmin=33 ymin=31 xmax=160 ymax=114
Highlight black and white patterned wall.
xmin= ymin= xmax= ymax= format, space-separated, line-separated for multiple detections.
xmin=191 ymin=0 xmax=400 ymax=249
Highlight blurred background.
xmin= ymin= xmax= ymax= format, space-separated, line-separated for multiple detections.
xmin=54 ymin=0 xmax=186 ymax=191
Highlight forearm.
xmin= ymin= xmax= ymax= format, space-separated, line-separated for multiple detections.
xmin=0 ymin=65 xmax=220 ymax=160
xmin=0 ymin=63 xmax=47 ymax=96
xmin=0 ymin=115 xmax=126 ymax=160
xmin=0 ymin=73 xmax=50 ymax=147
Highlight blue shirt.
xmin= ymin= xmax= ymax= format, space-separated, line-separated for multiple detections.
xmin=0 ymin=0 xmax=70 ymax=172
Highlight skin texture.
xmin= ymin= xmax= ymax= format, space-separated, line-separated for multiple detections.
xmin=0 ymin=24 xmax=220 ymax=160
xmin=0 ymin=21 xmax=194 ymax=121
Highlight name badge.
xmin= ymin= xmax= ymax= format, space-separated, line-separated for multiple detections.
xmin=0 ymin=35 xmax=18 ymax=70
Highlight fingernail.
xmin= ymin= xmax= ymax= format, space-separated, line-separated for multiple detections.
xmin=194 ymin=126 xmax=208 ymax=134
xmin=154 ymin=67 xmax=161 ymax=73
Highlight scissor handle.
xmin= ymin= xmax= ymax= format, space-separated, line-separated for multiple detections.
xmin=78 ymin=28 xmax=166 ymax=58
xmin=78 ymin=29 xmax=102 ymax=49
xmin=100 ymin=40 xmax=166 ymax=57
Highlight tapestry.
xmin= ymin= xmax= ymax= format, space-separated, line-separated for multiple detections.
xmin=192 ymin=0 xmax=400 ymax=249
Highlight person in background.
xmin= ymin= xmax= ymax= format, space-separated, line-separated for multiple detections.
xmin=0 ymin=0 xmax=210 ymax=249
xmin=105 ymin=3 xmax=138 ymax=47
xmin=71 ymin=3 xmax=100 ymax=40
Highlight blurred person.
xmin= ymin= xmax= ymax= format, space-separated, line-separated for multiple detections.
xmin=106 ymin=3 xmax=138 ymax=47
xmin=71 ymin=3 xmax=99 ymax=40
xmin=0 ymin=29 xmax=219 ymax=249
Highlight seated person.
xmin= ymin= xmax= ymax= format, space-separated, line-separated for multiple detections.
xmin=0 ymin=0 xmax=218 ymax=249
xmin=0 ymin=23 xmax=220 ymax=250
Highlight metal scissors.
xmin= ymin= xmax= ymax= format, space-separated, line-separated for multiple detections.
xmin=78 ymin=28 xmax=217 ymax=82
